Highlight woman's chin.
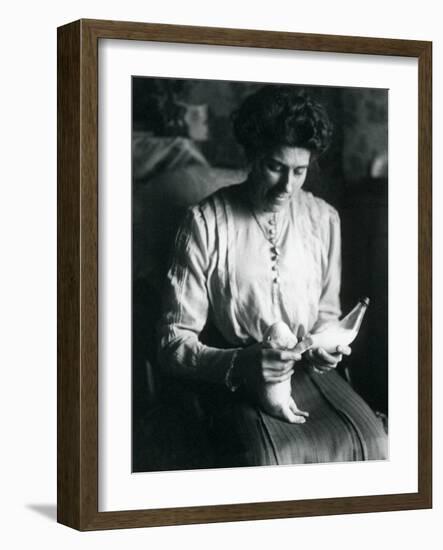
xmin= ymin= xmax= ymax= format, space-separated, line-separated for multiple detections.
xmin=266 ymin=197 xmax=291 ymax=212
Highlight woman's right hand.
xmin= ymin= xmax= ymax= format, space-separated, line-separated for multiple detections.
xmin=234 ymin=343 xmax=303 ymax=390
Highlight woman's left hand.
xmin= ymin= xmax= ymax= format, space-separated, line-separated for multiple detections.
xmin=305 ymin=345 xmax=352 ymax=374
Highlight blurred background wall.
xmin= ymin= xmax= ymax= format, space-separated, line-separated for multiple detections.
xmin=133 ymin=78 xmax=388 ymax=182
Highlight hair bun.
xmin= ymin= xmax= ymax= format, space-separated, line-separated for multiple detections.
xmin=232 ymin=85 xmax=333 ymax=161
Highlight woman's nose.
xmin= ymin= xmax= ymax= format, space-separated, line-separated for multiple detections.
xmin=281 ymin=171 xmax=294 ymax=193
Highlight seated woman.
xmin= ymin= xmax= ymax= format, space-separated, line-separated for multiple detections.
xmin=157 ymin=84 xmax=387 ymax=468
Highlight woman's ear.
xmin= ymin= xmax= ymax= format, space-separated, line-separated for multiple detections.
xmin=247 ymin=152 xmax=265 ymax=175
xmin=244 ymin=156 xmax=256 ymax=177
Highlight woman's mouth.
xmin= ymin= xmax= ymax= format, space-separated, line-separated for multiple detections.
xmin=272 ymin=194 xmax=291 ymax=203
xmin=265 ymin=194 xmax=291 ymax=211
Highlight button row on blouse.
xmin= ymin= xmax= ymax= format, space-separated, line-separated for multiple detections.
xmin=270 ymin=244 xmax=280 ymax=284
xmin=264 ymin=216 xmax=280 ymax=289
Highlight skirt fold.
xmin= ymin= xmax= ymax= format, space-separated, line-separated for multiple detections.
xmin=207 ymin=365 xmax=387 ymax=467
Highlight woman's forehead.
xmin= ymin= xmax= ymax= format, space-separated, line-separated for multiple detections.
xmin=266 ymin=145 xmax=311 ymax=166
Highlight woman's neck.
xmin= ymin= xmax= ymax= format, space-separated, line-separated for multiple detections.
xmin=242 ymin=180 xmax=289 ymax=222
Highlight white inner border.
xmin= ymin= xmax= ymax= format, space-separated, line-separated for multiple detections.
xmin=98 ymin=39 xmax=418 ymax=512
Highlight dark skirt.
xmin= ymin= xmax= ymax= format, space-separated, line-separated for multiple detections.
xmin=202 ymin=364 xmax=388 ymax=468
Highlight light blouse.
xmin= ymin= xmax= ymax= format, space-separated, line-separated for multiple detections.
xmin=157 ymin=184 xmax=342 ymax=386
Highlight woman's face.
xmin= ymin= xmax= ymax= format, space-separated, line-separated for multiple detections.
xmin=248 ymin=145 xmax=311 ymax=213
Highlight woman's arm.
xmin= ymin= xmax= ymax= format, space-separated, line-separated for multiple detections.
xmin=308 ymin=207 xmax=351 ymax=371
xmin=157 ymin=205 xmax=241 ymax=386
xmin=158 ymin=204 xmax=299 ymax=388
xmin=312 ymin=207 xmax=342 ymax=332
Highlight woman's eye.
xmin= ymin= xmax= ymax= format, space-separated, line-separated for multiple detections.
xmin=294 ymin=168 xmax=306 ymax=176
xmin=266 ymin=161 xmax=283 ymax=172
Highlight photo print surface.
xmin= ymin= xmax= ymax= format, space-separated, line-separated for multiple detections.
xmin=131 ymin=77 xmax=388 ymax=473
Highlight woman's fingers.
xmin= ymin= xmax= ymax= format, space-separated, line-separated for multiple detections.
xmin=265 ymin=362 xmax=295 ymax=374
xmin=317 ymin=348 xmax=341 ymax=364
xmin=278 ymin=350 xmax=302 ymax=362
xmin=261 ymin=348 xmax=301 ymax=377
xmin=307 ymin=348 xmax=341 ymax=366
xmin=265 ymin=369 xmax=294 ymax=382
xmin=264 ymin=348 xmax=302 ymax=362
xmin=336 ymin=344 xmax=352 ymax=356
xmin=259 ymin=346 xmax=306 ymax=382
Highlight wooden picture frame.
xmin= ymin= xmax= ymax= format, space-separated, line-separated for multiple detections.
xmin=57 ymin=18 xmax=432 ymax=530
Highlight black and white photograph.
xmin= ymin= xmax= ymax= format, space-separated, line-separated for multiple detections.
xmin=131 ymin=77 xmax=389 ymax=473
xmin=2 ymin=0 xmax=437 ymax=542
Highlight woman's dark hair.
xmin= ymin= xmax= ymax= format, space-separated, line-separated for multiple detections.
xmin=232 ymin=85 xmax=333 ymax=161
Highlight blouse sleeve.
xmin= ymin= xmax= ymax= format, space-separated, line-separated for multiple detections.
xmin=157 ymin=205 xmax=239 ymax=386
xmin=312 ymin=207 xmax=342 ymax=332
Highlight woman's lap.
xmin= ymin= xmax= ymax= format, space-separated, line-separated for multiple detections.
xmin=205 ymin=366 xmax=387 ymax=467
